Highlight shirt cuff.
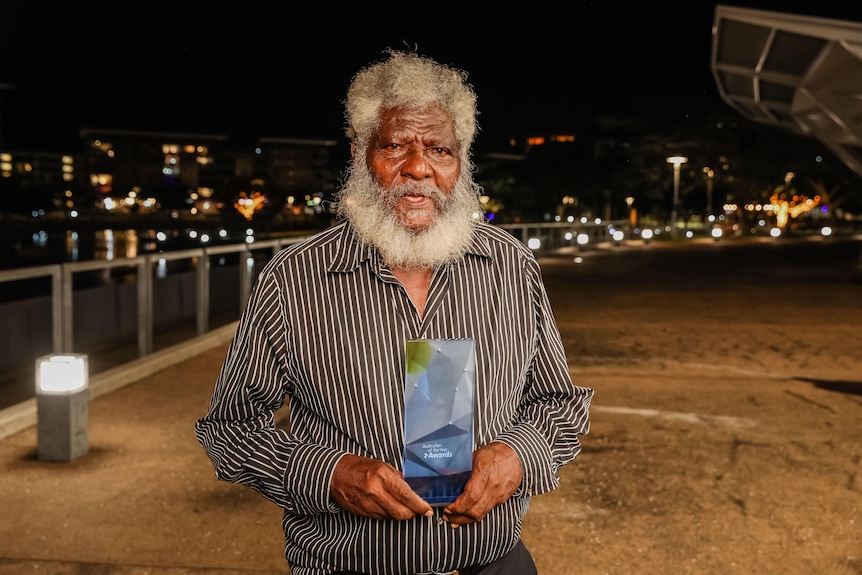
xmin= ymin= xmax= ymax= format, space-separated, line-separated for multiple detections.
xmin=495 ymin=422 xmax=558 ymax=498
xmin=284 ymin=443 xmax=347 ymax=514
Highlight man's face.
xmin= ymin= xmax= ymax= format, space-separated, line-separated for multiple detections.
xmin=364 ymin=105 xmax=461 ymax=232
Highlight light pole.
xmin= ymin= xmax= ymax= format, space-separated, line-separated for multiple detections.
xmin=667 ymin=156 xmax=688 ymax=238
xmin=625 ymin=196 xmax=635 ymax=230
xmin=703 ymin=167 xmax=714 ymax=227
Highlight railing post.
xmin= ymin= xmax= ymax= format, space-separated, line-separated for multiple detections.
xmin=196 ymin=249 xmax=210 ymax=336
xmin=137 ymin=257 xmax=153 ymax=357
xmin=239 ymin=244 xmax=252 ymax=310
xmin=50 ymin=266 xmax=63 ymax=353
xmin=61 ymin=264 xmax=74 ymax=351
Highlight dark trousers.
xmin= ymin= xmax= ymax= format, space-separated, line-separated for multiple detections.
xmin=332 ymin=539 xmax=537 ymax=575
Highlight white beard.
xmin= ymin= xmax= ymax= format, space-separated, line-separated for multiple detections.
xmin=336 ymin=161 xmax=482 ymax=270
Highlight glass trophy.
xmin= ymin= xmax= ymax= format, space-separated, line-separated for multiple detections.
xmin=403 ymin=338 xmax=475 ymax=506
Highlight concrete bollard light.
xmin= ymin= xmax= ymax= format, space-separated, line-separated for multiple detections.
xmin=35 ymin=353 xmax=89 ymax=461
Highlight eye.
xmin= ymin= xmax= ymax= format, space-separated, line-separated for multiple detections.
xmin=429 ymin=147 xmax=452 ymax=157
xmin=376 ymin=142 xmax=403 ymax=153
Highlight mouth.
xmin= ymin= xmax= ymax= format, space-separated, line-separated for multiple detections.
xmin=400 ymin=194 xmax=432 ymax=203
xmin=387 ymin=182 xmax=445 ymax=212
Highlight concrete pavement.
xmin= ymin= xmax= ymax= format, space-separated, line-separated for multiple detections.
xmin=0 ymin=323 xmax=296 ymax=575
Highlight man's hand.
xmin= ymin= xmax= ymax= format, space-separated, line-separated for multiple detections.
xmin=442 ymin=442 xmax=522 ymax=527
xmin=331 ymin=454 xmax=433 ymax=520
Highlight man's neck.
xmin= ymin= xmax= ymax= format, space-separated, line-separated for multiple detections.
xmin=391 ymin=266 xmax=433 ymax=318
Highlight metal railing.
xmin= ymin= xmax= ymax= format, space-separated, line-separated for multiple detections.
xmin=0 ymin=220 xmax=624 ymax=361
xmin=0 ymin=219 xmax=623 ymax=392
xmin=0 ymin=237 xmax=308 ymax=362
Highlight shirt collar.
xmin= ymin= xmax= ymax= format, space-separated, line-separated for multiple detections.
xmin=326 ymin=220 xmax=493 ymax=274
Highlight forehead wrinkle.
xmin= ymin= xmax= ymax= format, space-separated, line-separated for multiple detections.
xmin=377 ymin=107 xmax=458 ymax=149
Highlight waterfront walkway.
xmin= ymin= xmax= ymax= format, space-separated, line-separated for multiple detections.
xmin=0 ymin=237 xmax=860 ymax=575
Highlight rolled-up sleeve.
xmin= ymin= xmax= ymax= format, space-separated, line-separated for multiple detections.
xmin=195 ymin=269 xmax=343 ymax=514
xmin=495 ymin=257 xmax=592 ymax=496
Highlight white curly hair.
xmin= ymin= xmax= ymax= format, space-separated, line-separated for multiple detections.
xmin=344 ymin=49 xmax=479 ymax=163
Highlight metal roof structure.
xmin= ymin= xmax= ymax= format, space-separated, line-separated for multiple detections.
xmin=711 ymin=4 xmax=862 ymax=180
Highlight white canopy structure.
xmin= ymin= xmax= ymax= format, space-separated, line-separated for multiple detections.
xmin=711 ymin=4 xmax=862 ymax=180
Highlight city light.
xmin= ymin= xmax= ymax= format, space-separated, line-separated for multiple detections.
xmin=235 ymin=191 xmax=267 ymax=221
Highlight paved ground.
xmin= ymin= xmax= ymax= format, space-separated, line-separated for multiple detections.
xmin=0 ymin=235 xmax=860 ymax=575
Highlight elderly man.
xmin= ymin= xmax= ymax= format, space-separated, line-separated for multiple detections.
xmin=195 ymin=49 xmax=592 ymax=575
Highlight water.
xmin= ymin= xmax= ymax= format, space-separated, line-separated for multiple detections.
xmin=0 ymin=209 xmax=334 ymax=272
xmin=0 ymin=222 xmax=265 ymax=306
xmin=1 ymin=226 xmax=242 ymax=271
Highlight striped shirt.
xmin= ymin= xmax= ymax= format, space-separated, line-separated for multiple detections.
xmin=195 ymin=219 xmax=592 ymax=575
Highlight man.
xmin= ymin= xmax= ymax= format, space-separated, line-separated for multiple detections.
xmin=195 ymin=49 xmax=592 ymax=575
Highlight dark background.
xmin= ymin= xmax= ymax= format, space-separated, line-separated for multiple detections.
xmin=2 ymin=2 xmax=861 ymax=153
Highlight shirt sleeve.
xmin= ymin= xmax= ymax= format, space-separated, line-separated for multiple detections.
xmin=194 ymin=268 xmax=343 ymax=515
xmin=494 ymin=255 xmax=593 ymax=497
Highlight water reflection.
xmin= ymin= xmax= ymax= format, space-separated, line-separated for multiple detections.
xmin=156 ymin=258 xmax=168 ymax=279
xmin=10 ymin=227 xmax=223 ymax=270
xmin=7 ymin=221 xmax=295 ymax=273
xmin=92 ymin=229 xmax=141 ymax=261
xmin=65 ymin=231 xmax=79 ymax=261
xmin=32 ymin=230 xmax=49 ymax=247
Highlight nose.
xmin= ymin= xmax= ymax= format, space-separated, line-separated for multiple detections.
xmin=400 ymin=148 xmax=432 ymax=180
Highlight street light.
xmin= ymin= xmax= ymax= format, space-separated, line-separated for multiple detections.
xmin=625 ymin=196 xmax=635 ymax=229
xmin=667 ymin=156 xmax=688 ymax=238
xmin=703 ymin=167 xmax=714 ymax=225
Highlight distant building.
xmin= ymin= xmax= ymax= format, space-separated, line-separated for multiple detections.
xmin=0 ymin=149 xmax=74 ymax=217
xmin=0 ymin=127 xmax=343 ymax=225
xmin=78 ymin=128 xmax=230 ymax=215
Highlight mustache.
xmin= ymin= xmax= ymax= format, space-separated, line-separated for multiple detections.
xmin=386 ymin=181 xmax=447 ymax=206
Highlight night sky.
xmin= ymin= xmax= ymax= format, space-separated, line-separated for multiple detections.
xmin=1 ymin=1 xmax=860 ymax=153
